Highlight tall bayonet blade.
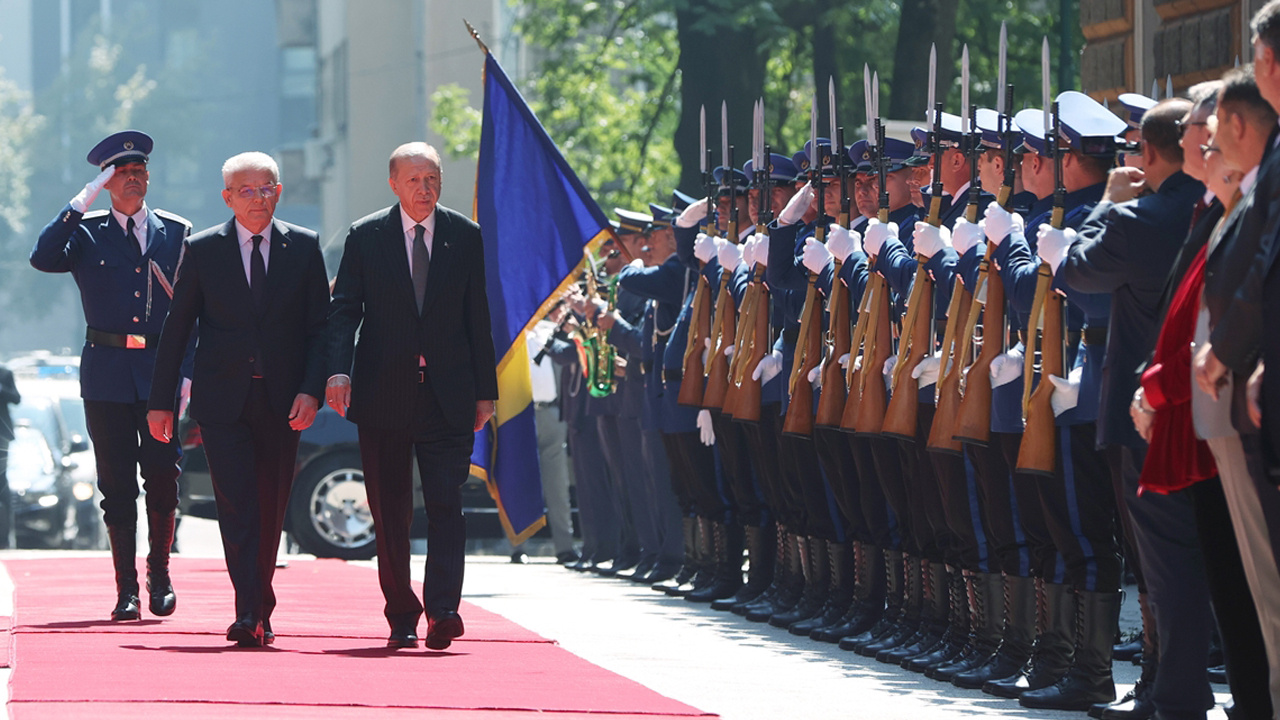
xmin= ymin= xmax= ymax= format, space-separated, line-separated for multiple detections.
xmin=756 ymin=99 xmax=764 ymax=169
xmin=1151 ymin=79 xmax=1159 ymax=100
xmin=810 ymin=94 xmax=818 ymax=166
xmin=864 ymin=64 xmax=874 ymax=144
xmin=997 ymin=22 xmax=1008 ymax=111
xmin=961 ymin=44 xmax=971 ymax=134
xmin=721 ymin=100 xmax=729 ymax=169
xmin=1166 ymin=75 xmax=1173 ymax=99
xmin=1042 ymin=37 xmax=1052 ymax=137
xmin=828 ymin=76 xmax=838 ymax=147
xmin=927 ymin=43 xmax=938 ymax=130
xmin=873 ymin=72 xmax=880 ymax=122
xmin=699 ymin=105 xmax=707 ymax=173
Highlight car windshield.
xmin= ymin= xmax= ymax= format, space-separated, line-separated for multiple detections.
xmin=12 ymin=398 xmax=61 ymax=449
xmin=8 ymin=426 xmax=54 ymax=478
xmin=58 ymin=397 xmax=88 ymax=440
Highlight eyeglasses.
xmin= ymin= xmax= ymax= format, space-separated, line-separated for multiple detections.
xmin=229 ymin=185 xmax=278 ymax=200
xmin=1177 ymin=120 xmax=1208 ymax=139
xmin=1200 ymin=144 xmax=1221 ymax=157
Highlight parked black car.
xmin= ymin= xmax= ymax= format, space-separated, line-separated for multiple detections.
xmin=179 ymin=406 xmax=504 ymax=560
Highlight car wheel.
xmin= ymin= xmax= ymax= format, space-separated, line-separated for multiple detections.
xmin=287 ymin=451 xmax=376 ymax=560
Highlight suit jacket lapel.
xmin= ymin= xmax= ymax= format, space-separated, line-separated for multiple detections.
xmin=216 ymin=219 xmax=255 ymax=315
xmin=384 ymin=204 xmax=417 ymax=309
xmin=421 ymin=208 xmax=451 ymax=313
xmin=261 ymin=219 xmax=294 ymax=315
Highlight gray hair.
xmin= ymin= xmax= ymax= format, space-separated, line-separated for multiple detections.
xmin=1187 ymin=80 xmax=1224 ymax=115
xmin=222 ymin=151 xmax=280 ymax=187
xmin=388 ymin=142 xmax=443 ymax=177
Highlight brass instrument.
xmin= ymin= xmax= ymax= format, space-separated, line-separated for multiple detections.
xmin=576 ymin=251 xmax=621 ymax=399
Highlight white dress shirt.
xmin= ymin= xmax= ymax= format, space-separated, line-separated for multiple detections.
xmin=401 ymin=206 xmax=437 ymax=273
xmin=235 ymin=220 xmax=273 ymax=286
xmin=526 ymin=320 xmax=559 ymax=404
xmin=112 ymin=204 xmax=149 ymax=255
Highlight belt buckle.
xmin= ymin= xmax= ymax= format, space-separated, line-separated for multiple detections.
xmin=126 ymin=334 xmax=147 ymax=349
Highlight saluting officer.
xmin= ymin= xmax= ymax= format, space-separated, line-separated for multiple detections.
xmin=30 ymin=131 xmax=191 ymax=622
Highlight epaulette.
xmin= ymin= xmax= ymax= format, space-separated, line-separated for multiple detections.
xmin=82 ymin=209 xmax=110 ymax=219
xmin=154 ymin=209 xmax=193 ymax=229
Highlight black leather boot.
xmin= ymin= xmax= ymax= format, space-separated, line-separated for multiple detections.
xmin=790 ymin=540 xmax=853 ymax=636
xmin=654 ymin=516 xmax=701 ymax=594
xmin=985 ymin=580 xmax=1076 ymax=698
xmin=932 ymin=570 xmax=1004 ymax=681
xmin=912 ymin=567 xmax=976 ymax=675
xmin=813 ymin=542 xmax=885 ymax=642
xmin=733 ymin=524 xmax=789 ymax=615
xmin=855 ymin=552 xmax=923 ymax=656
xmin=955 ymin=573 xmax=1036 ymax=688
xmin=1112 ymin=592 xmax=1147 ymax=662
xmin=770 ymin=536 xmax=829 ymax=627
xmin=713 ymin=523 xmax=774 ymax=610
xmin=107 ymin=524 xmax=140 ymax=621
xmin=146 ymin=511 xmax=177 ymax=617
xmin=840 ymin=547 xmax=901 ymax=650
xmin=1021 ymin=589 xmax=1121 ymax=710
xmin=686 ymin=521 xmax=744 ymax=602
xmin=1092 ymin=601 xmax=1157 ymax=720
xmin=878 ymin=558 xmax=948 ymax=664
xmin=745 ymin=532 xmax=805 ymax=622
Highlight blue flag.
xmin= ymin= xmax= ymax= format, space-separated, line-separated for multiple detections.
xmin=470 ymin=52 xmax=613 ymax=544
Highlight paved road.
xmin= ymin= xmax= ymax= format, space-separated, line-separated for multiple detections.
xmin=0 ymin=517 xmax=1232 ymax=719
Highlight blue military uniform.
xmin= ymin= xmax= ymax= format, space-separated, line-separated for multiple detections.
xmin=28 ymin=130 xmax=186 ymax=620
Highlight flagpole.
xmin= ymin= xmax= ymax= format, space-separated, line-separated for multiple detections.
xmin=464 ymin=19 xmax=490 ymax=55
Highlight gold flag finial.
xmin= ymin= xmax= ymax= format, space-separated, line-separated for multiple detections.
xmin=463 ymin=19 xmax=490 ymax=55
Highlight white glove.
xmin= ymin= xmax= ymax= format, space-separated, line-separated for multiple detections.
xmin=807 ymin=362 xmax=823 ymax=387
xmin=70 ymin=165 xmax=117 ymax=213
xmin=676 ymin=197 xmax=708 ymax=228
xmin=778 ymin=184 xmax=815 ymax=225
xmin=912 ymin=354 xmax=941 ymax=386
xmin=1049 ymin=366 xmax=1083 ymax=417
xmin=754 ymin=232 xmax=770 ymax=268
xmin=883 ymin=355 xmax=898 ymax=390
xmin=627 ymin=257 xmax=645 ymax=270
xmin=951 ymin=216 xmax=985 ymax=256
xmin=912 ymin=221 xmax=951 ymax=259
xmin=863 ymin=219 xmax=898 ymax=257
xmin=724 ymin=344 xmax=735 ymax=360
xmin=826 ymin=224 xmax=860 ymax=262
xmin=838 ymin=352 xmax=851 ymax=370
xmin=853 ymin=355 xmax=864 ymax=374
xmin=752 ymin=350 xmax=783 ymax=383
xmin=983 ymin=201 xmax=1024 ymax=246
xmin=990 ymin=345 xmax=1025 ymax=388
xmin=801 ymin=237 xmax=833 ymax=274
xmin=693 ymin=232 xmax=716 ymax=263
xmin=1036 ymin=225 xmax=1075 ymax=275
xmin=696 ymin=409 xmax=716 ymax=445
xmin=717 ymin=237 xmax=744 ymax=270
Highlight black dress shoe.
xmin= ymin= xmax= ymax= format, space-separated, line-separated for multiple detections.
xmin=262 ymin=619 xmax=275 ymax=646
xmin=426 ymin=611 xmax=465 ymax=650
xmin=111 ymin=591 xmax=141 ymax=622
xmin=510 ymin=551 xmax=528 ymax=564
xmin=556 ymin=550 xmax=581 ymax=565
xmin=387 ymin=626 xmax=419 ymax=649
xmin=226 ymin=615 xmax=264 ymax=648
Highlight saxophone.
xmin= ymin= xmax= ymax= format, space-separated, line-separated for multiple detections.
xmin=576 ymin=251 xmax=620 ymax=399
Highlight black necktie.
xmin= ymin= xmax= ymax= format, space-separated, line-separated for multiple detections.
xmin=412 ymin=224 xmax=429 ymax=313
xmin=126 ymin=217 xmax=140 ymax=258
xmin=251 ymin=234 xmax=267 ymax=311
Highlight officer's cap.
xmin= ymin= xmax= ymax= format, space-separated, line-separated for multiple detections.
xmin=87 ymin=130 xmax=153 ymax=169
xmin=671 ymin=189 xmax=697 ymax=213
xmin=906 ymin=127 xmax=931 ymax=167
xmin=792 ymin=139 xmax=844 ymax=178
xmin=1117 ymin=93 xmax=1157 ymax=129
xmin=614 ymin=208 xmax=653 ymax=235
xmin=743 ymin=153 xmax=799 ymax=186
xmin=649 ymin=203 xmax=676 ymax=228
xmin=713 ymin=166 xmax=751 ymax=196
xmin=849 ymin=138 xmax=915 ymax=174
xmin=975 ymin=108 xmax=1012 ymax=150
xmin=1014 ymin=92 xmax=1127 ymax=158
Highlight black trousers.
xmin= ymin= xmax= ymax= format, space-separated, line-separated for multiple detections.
xmin=663 ymin=431 xmax=723 ymax=520
xmin=1003 ymin=431 xmax=1060 ymax=581
xmin=742 ymin=406 xmax=796 ymax=529
xmin=597 ymin=414 xmax=642 ymax=563
xmin=967 ymin=435 xmax=1030 ymax=577
xmin=1188 ymin=476 xmax=1274 ymax=720
xmin=640 ymin=427 xmax=684 ymax=564
xmin=778 ymin=425 xmax=836 ymax=540
xmin=815 ymin=427 xmax=862 ymax=542
xmin=867 ymin=433 xmax=912 ymax=553
xmin=83 ymin=398 xmax=181 ymax=527
xmin=1035 ymin=424 xmax=1121 ymax=592
xmin=712 ymin=410 xmax=766 ymax=526
xmin=198 ymin=379 xmax=297 ymax=621
xmin=898 ymin=407 xmax=947 ymax=563
xmin=569 ymin=416 xmax=617 ymax=561
xmin=846 ymin=434 xmax=899 ymax=550
xmin=359 ymin=378 xmax=472 ymax=626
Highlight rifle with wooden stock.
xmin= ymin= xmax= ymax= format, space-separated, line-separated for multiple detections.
xmin=881 ymin=45 xmax=942 ymax=441
xmin=703 ymin=137 xmax=739 ymax=410
xmin=1016 ymin=40 xmax=1065 ymax=477
xmin=927 ymin=45 xmax=977 ymax=455
xmin=844 ymin=69 xmax=893 ymax=436
xmin=677 ymin=105 xmax=717 ymax=407
xmin=953 ymin=24 xmax=1013 ymax=446
xmin=727 ymin=100 xmax=770 ymax=422
xmin=781 ymin=93 xmax=828 ymax=438
xmin=815 ymin=110 xmax=853 ymax=427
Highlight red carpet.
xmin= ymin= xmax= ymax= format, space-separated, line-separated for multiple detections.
xmin=4 ymin=557 xmax=715 ymax=719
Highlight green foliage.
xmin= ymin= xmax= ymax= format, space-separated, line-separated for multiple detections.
xmin=430 ymin=84 xmax=483 ymax=159
xmin=0 ymin=72 xmax=44 ymax=243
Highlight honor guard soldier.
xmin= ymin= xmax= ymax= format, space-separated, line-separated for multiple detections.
xmin=30 ymin=130 xmax=191 ymax=622
xmin=1116 ymin=93 xmax=1157 ymax=171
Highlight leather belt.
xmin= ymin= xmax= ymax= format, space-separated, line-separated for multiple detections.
xmin=1082 ymin=326 xmax=1108 ymax=346
xmin=86 ymin=327 xmax=159 ymax=349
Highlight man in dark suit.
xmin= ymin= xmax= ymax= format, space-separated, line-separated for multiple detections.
xmin=325 ymin=142 xmax=498 ymax=651
xmin=0 ymin=361 xmax=19 ymax=549
xmin=30 ymin=130 xmax=190 ymax=621
xmin=147 ymin=151 xmax=331 ymax=647
xmin=1060 ymin=99 xmax=1216 ymax=720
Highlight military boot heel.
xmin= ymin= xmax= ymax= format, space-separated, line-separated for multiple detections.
xmin=146 ymin=511 xmax=177 ymax=617
xmin=108 ymin=524 xmax=140 ymax=621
